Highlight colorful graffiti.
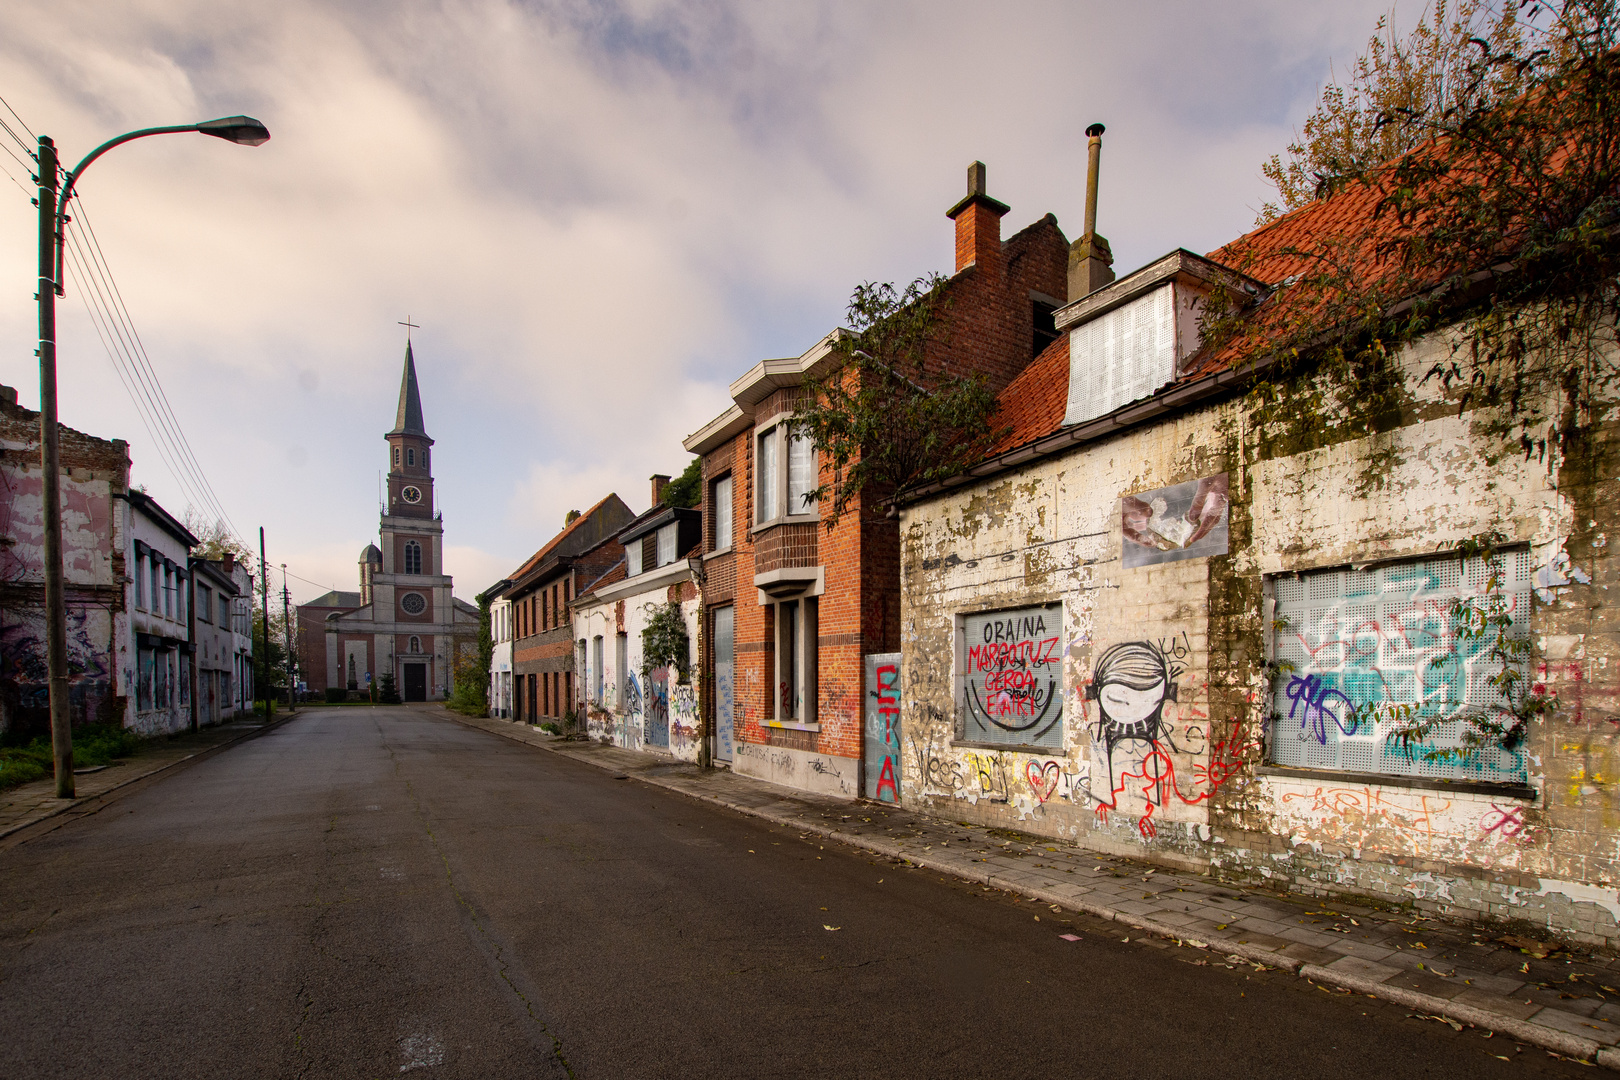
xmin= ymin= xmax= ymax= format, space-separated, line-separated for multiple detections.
xmin=961 ymin=605 xmax=1062 ymax=748
xmin=1083 ymin=639 xmax=1245 ymax=839
xmin=670 ymin=683 xmax=698 ymax=752
xmin=863 ymin=653 xmax=901 ymax=802
xmin=0 ymin=606 xmax=114 ymax=736
xmin=646 ymin=667 xmax=670 ymax=748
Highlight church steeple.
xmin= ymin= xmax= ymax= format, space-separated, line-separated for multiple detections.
xmin=390 ymin=342 xmax=428 ymax=438
xmin=384 ymin=341 xmax=435 ymax=521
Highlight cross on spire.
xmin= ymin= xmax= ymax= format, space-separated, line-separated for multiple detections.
xmin=398 ymin=316 xmax=420 ymax=343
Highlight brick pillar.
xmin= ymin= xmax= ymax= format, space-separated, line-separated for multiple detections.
xmin=946 ymin=160 xmax=1010 ymax=279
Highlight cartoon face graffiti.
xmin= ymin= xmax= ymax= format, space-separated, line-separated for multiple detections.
xmin=1084 ymin=641 xmax=1181 ymax=832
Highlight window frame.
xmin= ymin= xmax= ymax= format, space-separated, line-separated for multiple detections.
xmin=710 ymin=473 xmax=733 ymax=552
xmin=753 ymin=414 xmax=818 ymax=528
xmin=769 ymin=596 xmax=817 ymax=727
xmin=404 ymin=539 xmax=423 ymax=575
xmin=656 ymin=523 xmax=677 ymax=567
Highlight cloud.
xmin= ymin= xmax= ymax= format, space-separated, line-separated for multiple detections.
xmin=0 ymin=0 xmax=1396 ymax=604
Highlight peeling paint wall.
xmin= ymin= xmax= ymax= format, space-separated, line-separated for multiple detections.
xmin=574 ymin=578 xmax=701 ymax=762
xmin=900 ymin=333 xmax=1620 ymax=942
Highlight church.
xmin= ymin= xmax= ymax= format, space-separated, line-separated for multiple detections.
xmin=296 ymin=343 xmax=480 ymax=701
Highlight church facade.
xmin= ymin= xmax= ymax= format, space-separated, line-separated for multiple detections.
xmin=297 ymin=344 xmax=478 ymax=701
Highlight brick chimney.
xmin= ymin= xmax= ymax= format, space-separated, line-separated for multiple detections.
xmin=946 ymin=161 xmax=1010 ymax=279
xmin=650 ymin=473 xmax=671 ymax=506
xmin=1068 ymin=123 xmax=1116 ymax=298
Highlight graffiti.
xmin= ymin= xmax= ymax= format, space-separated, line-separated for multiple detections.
xmin=1121 ymin=473 xmax=1229 ymax=569
xmin=646 ymin=667 xmax=670 ymax=748
xmin=1481 ymin=802 xmax=1527 ymax=837
xmin=715 ymin=663 xmax=735 ymax=761
xmin=863 ymin=654 xmax=901 ymax=803
xmin=1279 ymin=785 xmax=1451 ymax=850
xmin=1284 ymin=673 xmax=1361 ymax=745
xmin=1026 ymin=760 xmax=1061 ymax=803
xmin=0 ymin=608 xmax=114 ymax=735
xmin=961 ymin=604 xmax=1062 ymax=747
xmin=964 ymin=751 xmax=1010 ymax=802
xmin=624 ymin=671 xmax=643 ymax=718
xmin=1084 ymin=639 xmax=1244 ymax=839
xmin=1271 ymin=552 xmax=1532 ymax=783
xmin=669 ymin=683 xmax=698 ymax=752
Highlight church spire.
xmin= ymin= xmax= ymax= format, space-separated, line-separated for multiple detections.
xmin=389 ymin=342 xmax=427 ymax=437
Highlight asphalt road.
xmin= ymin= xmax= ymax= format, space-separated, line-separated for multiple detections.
xmin=0 ymin=707 xmax=1597 ymax=1079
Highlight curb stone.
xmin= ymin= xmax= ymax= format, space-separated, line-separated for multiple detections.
xmin=444 ymin=709 xmax=1617 ymax=1070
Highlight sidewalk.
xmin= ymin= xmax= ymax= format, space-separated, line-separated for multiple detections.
xmin=449 ymin=708 xmax=1620 ymax=1069
xmin=0 ymin=715 xmax=287 ymax=843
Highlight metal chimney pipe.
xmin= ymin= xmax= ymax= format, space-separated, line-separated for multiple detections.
xmin=1083 ymin=122 xmax=1105 ymax=237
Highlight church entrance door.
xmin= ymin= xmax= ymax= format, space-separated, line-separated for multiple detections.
xmin=403 ymin=663 xmax=427 ymax=701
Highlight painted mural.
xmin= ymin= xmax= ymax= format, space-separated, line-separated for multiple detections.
xmin=1120 ymin=472 xmax=1229 ymax=568
xmin=0 ymin=604 xmax=115 ymax=738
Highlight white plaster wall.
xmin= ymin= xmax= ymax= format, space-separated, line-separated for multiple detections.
xmin=574 ymin=581 xmax=700 ymax=761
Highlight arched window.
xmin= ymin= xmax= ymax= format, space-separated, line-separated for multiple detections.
xmin=407 ymin=448 xmax=415 ymax=467
xmin=404 ymin=540 xmax=422 ymax=575
xmin=393 ymin=446 xmax=399 ymax=465
xmin=408 ymin=635 xmax=421 ymax=653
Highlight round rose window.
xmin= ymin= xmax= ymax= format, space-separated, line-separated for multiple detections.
xmin=400 ymin=592 xmax=426 ymax=615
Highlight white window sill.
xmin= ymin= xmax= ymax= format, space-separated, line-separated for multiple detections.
xmin=750 ymin=514 xmax=820 ymax=536
xmin=764 ymin=720 xmax=819 ymax=732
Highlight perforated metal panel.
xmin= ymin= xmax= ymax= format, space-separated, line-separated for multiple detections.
xmin=1064 ymin=284 xmax=1176 ymax=427
xmin=1271 ymin=551 xmax=1531 ymax=784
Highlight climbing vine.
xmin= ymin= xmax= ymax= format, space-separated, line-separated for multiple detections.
xmin=640 ymin=601 xmax=690 ymax=683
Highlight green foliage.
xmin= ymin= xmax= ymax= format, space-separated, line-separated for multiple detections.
xmin=640 ymin=600 xmax=690 ymax=683
xmin=376 ymin=672 xmax=401 ymax=705
xmin=447 ymin=594 xmax=494 ymax=716
xmin=540 ymin=721 xmax=561 ymax=735
xmin=662 ymin=456 xmax=702 ymax=508
xmin=1217 ymin=0 xmax=1620 ymax=474
xmin=797 ymin=274 xmax=1005 ymax=526
xmin=0 ymin=723 xmax=142 ymax=793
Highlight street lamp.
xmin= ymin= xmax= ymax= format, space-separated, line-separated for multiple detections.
xmin=35 ymin=115 xmax=269 ymax=798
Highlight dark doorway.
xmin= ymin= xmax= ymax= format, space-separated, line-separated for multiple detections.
xmin=403 ymin=663 xmax=427 ymax=701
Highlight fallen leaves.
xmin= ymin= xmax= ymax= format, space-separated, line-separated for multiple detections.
xmin=823 ymin=925 xmax=841 ymax=932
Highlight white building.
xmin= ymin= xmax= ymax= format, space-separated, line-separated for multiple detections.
xmin=124 ymin=491 xmax=197 ymax=735
xmin=488 ymin=586 xmax=512 ymax=718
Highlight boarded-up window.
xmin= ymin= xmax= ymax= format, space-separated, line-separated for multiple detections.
xmin=1270 ymin=550 xmax=1533 ymax=784
xmin=1063 ymin=283 xmax=1174 ymax=427
xmin=957 ymin=604 xmax=1063 ymax=749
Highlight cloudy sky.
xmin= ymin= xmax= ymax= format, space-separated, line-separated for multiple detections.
xmin=0 ymin=0 xmax=1402 ymax=603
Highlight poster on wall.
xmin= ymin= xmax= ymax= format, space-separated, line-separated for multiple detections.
xmin=958 ymin=604 xmax=1062 ymax=749
xmin=1121 ymin=473 xmax=1229 ymax=568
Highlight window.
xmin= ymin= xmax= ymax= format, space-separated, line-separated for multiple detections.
xmin=1269 ymin=550 xmax=1533 ymax=785
xmin=592 ymin=635 xmax=604 ymax=701
xmin=657 ymin=523 xmax=677 ymax=567
xmin=404 ymin=540 xmax=422 ymax=575
xmin=756 ymin=427 xmax=778 ymax=522
xmin=198 ymin=584 xmax=212 ymax=623
xmin=150 ymin=562 xmax=161 ymax=617
xmin=401 ymin=592 xmax=427 ymax=616
xmin=958 ymin=603 xmax=1063 ymax=750
xmin=155 ymin=649 xmax=170 ymax=709
xmin=756 ymin=420 xmax=817 ymax=524
xmin=627 ymin=539 xmax=643 ymax=577
xmin=220 ymin=595 xmax=230 ymax=628
xmin=137 ymin=648 xmax=154 ymax=710
xmin=176 ymin=573 xmax=186 ymax=624
xmin=408 ymin=635 xmax=421 ymax=653
xmin=712 ymin=475 xmax=732 ymax=551
xmin=772 ymin=597 xmax=817 ymax=723
xmin=788 ymin=428 xmax=815 ymax=514
xmin=134 ymin=551 xmax=145 ymax=610
xmin=407 ymin=447 xmax=415 ymax=467
xmin=616 ymin=632 xmax=628 ymax=709
xmin=393 ymin=447 xmax=400 ymax=466
xmin=1032 ymin=298 xmax=1059 ymax=358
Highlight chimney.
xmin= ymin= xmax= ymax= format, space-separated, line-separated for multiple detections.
xmin=565 ymin=509 xmax=581 ymax=526
xmin=1068 ymin=123 xmax=1116 ymax=298
xmin=0 ymin=385 xmax=16 ymax=409
xmin=945 ymin=161 xmax=1010 ymax=279
xmin=649 ymin=473 xmax=671 ymax=506
xmin=222 ymin=553 xmax=235 ymax=574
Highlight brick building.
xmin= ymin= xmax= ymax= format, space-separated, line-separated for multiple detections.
xmin=296 ymin=343 xmax=479 ymax=700
xmin=896 ymin=143 xmax=1620 ymax=945
xmin=682 ymin=162 xmax=1069 ymax=797
xmin=497 ymin=494 xmax=633 ymax=725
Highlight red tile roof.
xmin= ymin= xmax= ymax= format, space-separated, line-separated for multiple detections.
xmin=505 ymin=491 xmax=623 ymax=582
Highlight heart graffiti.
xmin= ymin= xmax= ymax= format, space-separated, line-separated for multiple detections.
xmin=1026 ymin=760 xmax=1061 ymax=804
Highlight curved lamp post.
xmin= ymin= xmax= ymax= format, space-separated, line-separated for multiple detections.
xmin=35 ymin=115 xmax=269 ymax=798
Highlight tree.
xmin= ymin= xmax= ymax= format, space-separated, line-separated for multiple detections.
xmin=447 ymin=591 xmax=493 ymax=716
xmin=182 ymin=510 xmax=252 ymax=562
xmin=796 ymin=274 xmax=1004 ymax=525
xmin=1258 ymin=0 xmax=1524 ymax=224
xmin=662 ymin=456 xmax=702 ymax=508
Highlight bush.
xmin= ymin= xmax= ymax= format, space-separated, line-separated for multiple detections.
xmin=539 ymin=721 xmax=561 ymax=735
xmin=0 ymin=722 xmax=141 ymax=792
xmin=325 ymin=687 xmax=347 ymax=703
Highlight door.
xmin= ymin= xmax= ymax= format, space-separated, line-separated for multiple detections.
xmin=863 ymin=653 xmax=902 ymax=802
xmin=403 ymin=663 xmax=427 ymax=702
xmin=713 ymin=606 xmax=734 ymax=762
xmin=647 ymin=666 xmax=670 ymax=748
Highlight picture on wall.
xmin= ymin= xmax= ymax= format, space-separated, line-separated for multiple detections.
xmin=1121 ymin=473 xmax=1229 ymax=568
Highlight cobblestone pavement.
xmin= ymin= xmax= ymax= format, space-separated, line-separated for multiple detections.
xmin=450 ymin=709 xmax=1620 ymax=1070
xmin=0 ymin=716 xmax=283 ymax=842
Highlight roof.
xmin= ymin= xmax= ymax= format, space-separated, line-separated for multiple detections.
xmin=577 ymin=558 xmax=627 ymax=599
xmin=125 ymin=490 xmax=200 ymax=550
xmin=303 ymin=590 xmax=362 ymax=609
xmin=498 ymin=492 xmax=634 ymax=593
xmin=389 ymin=342 xmax=429 ymax=438
xmin=360 ymin=543 xmax=382 ymax=563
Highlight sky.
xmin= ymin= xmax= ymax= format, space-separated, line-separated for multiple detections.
xmin=0 ymin=0 xmax=1407 ymax=604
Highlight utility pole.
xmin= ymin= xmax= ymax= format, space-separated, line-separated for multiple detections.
xmin=36 ymin=136 xmax=72 ymax=798
xmin=259 ymin=527 xmax=270 ymax=718
xmin=281 ymin=564 xmax=295 ymax=710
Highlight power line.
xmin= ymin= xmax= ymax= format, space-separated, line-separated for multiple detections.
xmin=0 ymin=94 xmax=37 ymax=143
